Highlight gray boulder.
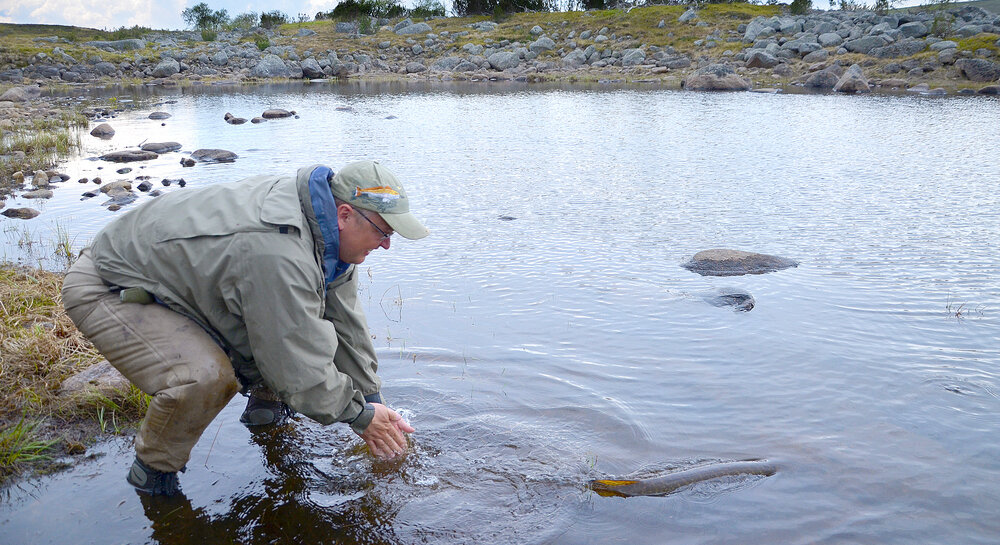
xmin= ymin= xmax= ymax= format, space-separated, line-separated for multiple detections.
xmin=0 ymin=86 xmax=41 ymax=102
xmin=802 ymin=49 xmax=829 ymax=63
xmin=1 ymin=208 xmax=40 ymax=219
xmin=296 ymin=28 xmax=316 ymax=37
xmin=141 ymin=142 xmax=181 ymax=153
xmin=955 ymin=59 xmax=1000 ymax=82
xmin=621 ymin=48 xmax=646 ymax=67
xmin=251 ymin=54 xmax=292 ymax=78
xmin=85 ymin=39 xmax=146 ymax=51
xmin=488 ymin=51 xmax=520 ymax=71
xmin=90 ymin=123 xmax=115 ymax=138
xmin=151 ymin=58 xmax=180 ymax=78
xmin=394 ymin=18 xmax=414 ymax=31
xmin=833 ymin=63 xmax=870 ymax=93
xmin=396 ymin=22 xmax=432 ymax=35
xmin=679 ymin=8 xmax=699 ymax=23
xmin=462 ymin=43 xmax=485 ymax=55
xmin=682 ymin=249 xmax=798 ymax=276
xmin=405 ymin=62 xmax=427 ymax=73
xmin=818 ymin=32 xmax=844 ymax=48
xmin=336 ymin=22 xmax=357 ymax=34
xmin=529 ymin=37 xmax=556 ymax=54
xmin=530 ymin=25 xmax=543 ymax=35
xmin=929 ymin=40 xmax=957 ymax=52
xmin=191 ymin=149 xmax=237 ymax=163
xmin=148 ymin=112 xmax=171 ymax=120
xmin=211 ymin=51 xmax=229 ymax=66
xmin=805 ymin=68 xmax=842 ymax=89
xmin=898 ymin=21 xmax=929 ymax=38
xmin=746 ymin=50 xmax=780 ymax=69
xmin=562 ymin=49 xmax=588 ymax=68
xmin=682 ymin=64 xmax=751 ymax=91
xmin=262 ymin=109 xmax=294 ymax=118
xmin=743 ymin=17 xmax=770 ymax=42
xmin=843 ymin=35 xmax=889 ymax=54
xmin=94 ymin=61 xmax=117 ymax=76
xmin=23 ymin=189 xmax=53 ymax=199
xmin=453 ymin=60 xmax=479 ymax=72
xmin=100 ymin=150 xmax=158 ymax=163
xmin=430 ymin=57 xmax=463 ymax=71
xmin=301 ymin=58 xmax=325 ymax=78
xmin=870 ymin=39 xmax=926 ymax=58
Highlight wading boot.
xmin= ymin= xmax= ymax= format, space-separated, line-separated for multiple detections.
xmin=127 ymin=456 xmax=182 ymax=496
xmin=240 ymin=390 xmax=294 ymax=427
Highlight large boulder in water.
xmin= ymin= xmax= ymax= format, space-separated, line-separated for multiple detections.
xmin=100 ymin=149 xmax=158 ymax=162
xmin=141 ymin=142 xmax=181 ymax=153
xmin=191 ymin=148 xmax=237 ymax=163
xmin=682 ymin=64 xmax=751 ymax=91
xmin=834 ymin=64 xmax=870 ymax=93
xmin=682 ymin=249 xmax=798 ymax=276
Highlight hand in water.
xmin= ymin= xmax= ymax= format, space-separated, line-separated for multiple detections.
xmin=358 ymin=403 xmax=415 ymax=459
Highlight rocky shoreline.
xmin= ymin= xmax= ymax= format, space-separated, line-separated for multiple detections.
xmin=2 ymin=6 xmax=999 ymax=92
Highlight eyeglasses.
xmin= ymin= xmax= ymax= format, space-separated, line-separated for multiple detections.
xmin=352 ymin=207 xmax=393 ymax=242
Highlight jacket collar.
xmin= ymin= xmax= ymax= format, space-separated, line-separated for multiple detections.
xmin=296 ymin=165 xmax=351 ymax=285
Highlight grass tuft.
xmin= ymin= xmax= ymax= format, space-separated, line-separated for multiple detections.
xmin=0 ymin=415 xmax=58 ymax=481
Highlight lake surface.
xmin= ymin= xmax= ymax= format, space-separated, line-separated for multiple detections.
xmin=2 ymin=82 xmax=999 ymax=544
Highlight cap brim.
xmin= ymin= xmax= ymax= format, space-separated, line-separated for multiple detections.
xmin=379 ymin=211 xmax=429 ymax=240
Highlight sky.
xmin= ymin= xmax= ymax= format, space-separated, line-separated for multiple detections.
xmin=0 ymin=0 xmax=934 ymax=32
xmin=0 ymin=1 xmax=353 ymax=31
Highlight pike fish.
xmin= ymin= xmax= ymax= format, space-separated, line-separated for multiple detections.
xmin=590 ymin=459 xmax=777 ymax=498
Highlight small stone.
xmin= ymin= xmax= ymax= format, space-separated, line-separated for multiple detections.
xmin=23 ymin=189 xmax=53 ymax=199
xmin=261 ymin=109 xmax=293 ymax=119
xmin=32 ymin=170 xmax=49 ymax=187
xmin=116 ymin=167 xmax=132 ymax=174
xmin=148 ymin=111 xmax=171 ymax=120
xmin=181 ymin=158 xmax=195 ymax=167
xmin=78 ymin=178 xmax=89 ymax=184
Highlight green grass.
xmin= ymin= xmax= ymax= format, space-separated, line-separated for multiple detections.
xmin=0 ymin=415 xmax=58 ymax=482
xmin=957 ymin=33 xmax=1000 ymax=53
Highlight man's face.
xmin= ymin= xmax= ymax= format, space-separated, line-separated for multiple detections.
xmin=337 ymin=204 xmax=393 ymax=264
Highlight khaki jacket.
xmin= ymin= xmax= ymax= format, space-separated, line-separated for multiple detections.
xmin=90 ymin=166 xmax=379 ymax=428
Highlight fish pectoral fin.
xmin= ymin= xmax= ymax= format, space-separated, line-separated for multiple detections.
xmin=592 ymin=479 xmax=640 ymax=487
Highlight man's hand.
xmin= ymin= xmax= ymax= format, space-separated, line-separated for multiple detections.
xmin=357 ymin=403 xmax=414 ymax=459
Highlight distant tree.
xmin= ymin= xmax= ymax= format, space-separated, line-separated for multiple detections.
xmin=181 ymin=2 xmax=230 ymax=30
xmin=453 ymin=0 xmax=547 ymax=16
xmin=259 ymin=10 xmax=290 ymax=29
xmin=789 ymin=0 xmax=811 ymax=14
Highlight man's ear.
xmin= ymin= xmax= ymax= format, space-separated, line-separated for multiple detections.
xmin=337 ymin=203 xmax=353 ymax=230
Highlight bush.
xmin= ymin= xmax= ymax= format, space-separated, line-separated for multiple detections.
xmin=260 ymin=10 xmax=289 ymax=29
xmin=255 ymin=35 xmax=270 ymax=50
xmin=201 ymin=28 xmax=217 ymax=41
xmin=411 ymin=0 xmax=446 ymax=18
xmin=229 ymin=11 xmax=259 ymax=30
xmin=789 ymin=0 xmax=811 ymax=14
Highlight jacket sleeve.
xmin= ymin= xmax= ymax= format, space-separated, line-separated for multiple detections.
xmin=235 ymin=240 xmax=368 ymax=427
xmin=324 ymin=266 xmax=383 ymax=399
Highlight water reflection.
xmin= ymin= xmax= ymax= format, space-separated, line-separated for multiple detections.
xmin=2 ymin=83 xmax=999 ymax=544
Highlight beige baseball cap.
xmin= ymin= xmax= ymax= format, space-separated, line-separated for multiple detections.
xmin=329 ymin=160 xmax=429 ymax=240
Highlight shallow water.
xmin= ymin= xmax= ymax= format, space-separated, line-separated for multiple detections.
xmin=2 ymin=81 xmax=999 ymax=544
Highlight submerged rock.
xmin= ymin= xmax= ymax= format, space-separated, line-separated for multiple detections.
xmin=148 ymin=111 xmax=171 ymax=120
xmin=703 ymin=287 xmax=756 ymax=312
xmin=682 ymin=249 xmax=798 ymax=276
